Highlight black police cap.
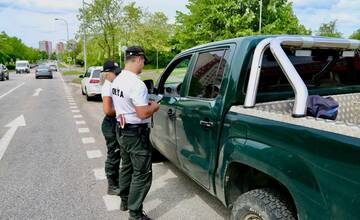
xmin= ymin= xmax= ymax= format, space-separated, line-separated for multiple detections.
xmin=126 ymin=46 xmax=148 ymax=64
xmin=102 ymin=60 xmax=121 ymax=75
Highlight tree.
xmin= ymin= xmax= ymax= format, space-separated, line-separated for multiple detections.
xmin=76 ymin=1 xmax=174 ymax=68
xmin=174 ymin=0 xmax=310 ymax=50
xmin=317 ymin=20 xmax=342 ymax=38
xmin=78 ymin=0 xmax=122 ymax=60
xmin=0 ymin=31 xmax=43 ymax=65
xmin=350 ymin=29 xmax=360 ymax=40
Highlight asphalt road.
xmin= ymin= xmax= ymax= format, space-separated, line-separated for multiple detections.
xmin=0 ymin=70 xmax=230 ymax=220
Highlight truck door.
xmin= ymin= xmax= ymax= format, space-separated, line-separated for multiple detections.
xmin=150 ymin=55 xmax=194 ymax=166
xmin=175 ymin=48 xmax=231 ymax=189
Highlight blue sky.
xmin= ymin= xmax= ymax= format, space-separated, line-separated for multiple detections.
xmin=0 ymin=0 xmax=359 ymax=48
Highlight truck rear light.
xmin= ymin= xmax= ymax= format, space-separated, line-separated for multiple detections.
xmin=89 ymin=79 xmax=100 ymax=84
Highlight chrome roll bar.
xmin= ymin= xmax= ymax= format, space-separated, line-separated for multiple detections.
xmin=244 ymin=36 xmax=360 ymax=117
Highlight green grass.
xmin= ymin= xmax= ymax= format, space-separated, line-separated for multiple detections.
xmin=72 ymin=78 xmax=82 ymax=84
xmin=62 ymin=70 xmax=83 ymax=76
xmin=58 ymin=63 xmax=66 ymax=68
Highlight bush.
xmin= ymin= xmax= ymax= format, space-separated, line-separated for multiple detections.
xmin=6 ymin=64 xmax=15 ymax=70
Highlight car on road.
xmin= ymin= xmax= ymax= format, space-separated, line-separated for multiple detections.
xmin=149 ymin=35 xmax=360 ymax=220
xmin=15 ymin=60 xmax=30 ymax=74
xmin=80 ymin=66 xmax=102 ymax=101
xmin=35 ymin=64 xmax=53 ymax=79
xmin=0 ymin=64 xmax=9 ymax=81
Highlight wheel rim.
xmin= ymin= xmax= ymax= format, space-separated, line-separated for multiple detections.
xmin=244 ymin=213 xmax=263 ymax=220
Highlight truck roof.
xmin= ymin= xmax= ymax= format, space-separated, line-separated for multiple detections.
xmin=181 ymin=35 xmax=360 ymax=55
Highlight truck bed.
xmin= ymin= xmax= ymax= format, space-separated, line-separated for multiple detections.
xmin=231 ymin=93 xmax=360 ymax=138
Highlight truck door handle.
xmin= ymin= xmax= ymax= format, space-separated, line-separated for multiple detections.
xmin=200 ymin=120 xmax=214 ymax=128
xmin=167 ymin=109 xmax=176 ymax=119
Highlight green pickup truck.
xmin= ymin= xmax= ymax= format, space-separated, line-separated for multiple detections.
xmin=149 ymin=35 xmax=360 ymax=220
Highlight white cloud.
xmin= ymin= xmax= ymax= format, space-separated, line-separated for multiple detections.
xmin=0 ymin=0 xmax=80 ymax=13
xmin=291 ymin=0 xmax=360 ymax=36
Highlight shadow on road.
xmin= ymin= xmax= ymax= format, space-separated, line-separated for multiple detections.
xmin=147 ymin=162 xmax=231 ymax=220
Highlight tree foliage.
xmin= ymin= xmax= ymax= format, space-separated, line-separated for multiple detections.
xmin=173 ymin=0 xmax=310 ymax=50
xmin=77 ymin=1 xmax=173 ymax=68
xmin=0 ymin=31 xmax=43 ymax=65
xmin=350 ymin=28 xmax=360 ymax=40
xmin=316 ymin=20 xmax=342 ymax=38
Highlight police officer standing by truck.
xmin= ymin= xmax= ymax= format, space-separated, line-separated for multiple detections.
xmin=111 ymin=46 xmax=159 ymax=220
xmin=101 ymin=60 xmax=122 ymax=195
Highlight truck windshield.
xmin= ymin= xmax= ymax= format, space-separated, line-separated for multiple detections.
xmin=17 ymin=63 xmax=27 ymax=67
xmin=250 ymin=48 xmax=360 ymax=94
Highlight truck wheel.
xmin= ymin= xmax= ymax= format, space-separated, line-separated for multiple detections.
xmin=231 ymin=188 xmax=296 ymax=220
xmin=81 ymin=87 xmax=85 ymax=95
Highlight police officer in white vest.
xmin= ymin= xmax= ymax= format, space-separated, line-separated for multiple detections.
xmin=111 ymin=46 xmax=159 ymax=220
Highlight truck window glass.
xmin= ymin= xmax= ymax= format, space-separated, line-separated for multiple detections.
xmin=252 ymin=49 xmax=360 ymax=94
xmin=188 ymin=50 xmax=229 ymax=99
xmin=160 ymin=56 xmax=191 ymax=97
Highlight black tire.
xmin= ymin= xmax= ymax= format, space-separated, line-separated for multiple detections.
xmin=6 ymin=75 xmax=9 ymax=80
xmin=0 ymin=74 xmax=4 ymax=81
xmin=81 ymin=87 xmax=85 ymax=95
xmin=231 ymin=188 xmax=296 ymax=220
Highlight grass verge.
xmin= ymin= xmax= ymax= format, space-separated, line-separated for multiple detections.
xmin=72 ymin=78 xmax=82 ymax=84
xmin=62 ymin=70 xmax=83 ymax=76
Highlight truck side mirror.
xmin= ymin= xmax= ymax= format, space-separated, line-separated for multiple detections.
xmin=143 ymin=79 xmax=154 ymax=94
xmin=79 ymin=75 xmax=84 ymax=78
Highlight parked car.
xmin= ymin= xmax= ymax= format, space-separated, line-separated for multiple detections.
xmin=0 ymin=64 xmax=9 ymax=81
xmin=148 ymin=35 xmax=360 ymax=220
xmin=35 ymin=64 xmax=53 ymax=79
xmin=15 ymin=60 xmax=30 ymax=74
xmin=80 ymin=66 xmax=102 ymax=101
xmin=49 ymin=64 xmax=58 ymax=72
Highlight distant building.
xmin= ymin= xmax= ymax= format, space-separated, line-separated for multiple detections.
xmin=39 ymin=40 xmax=52 ymax=56
xmin=56 ymin=42 xmax=65 ymax=54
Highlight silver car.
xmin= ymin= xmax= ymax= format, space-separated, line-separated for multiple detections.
xmin=35 ymin=64 xmax=53 ymax=79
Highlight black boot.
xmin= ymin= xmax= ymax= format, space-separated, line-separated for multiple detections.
xmin=107 ymin=178 xmax=120 ymax=195
xmin=120 ymin=200 xmax=128 ymax=211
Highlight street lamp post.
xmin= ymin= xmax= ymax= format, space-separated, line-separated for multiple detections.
xmin=55 ymin=18 xmax=70 ymax=65
xmin=259 ymin=0 xmax=263 ymax=33
xmin=82 ymin=0 xmax=87 ymax=72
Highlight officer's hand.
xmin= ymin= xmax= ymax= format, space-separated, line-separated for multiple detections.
xmin=149 ymin=101 xmax=160 ymax=112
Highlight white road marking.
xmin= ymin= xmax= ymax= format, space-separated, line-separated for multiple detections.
xmin=69 ymin=103 xmax=77 ymax=106
xmin=72 ymin=110 xmax=80 ymax=113
xmin=82 ymin=137 xmax=95 ymax=144
xmin=86 ymin=150 xmax=103 ymax=159
xmin=103 ymin=195 xmax=120 ymax=211
xmin=0 ymin=83 xmax=25 ymax=100
xmin=0 ymin=115 xmax=26 ymax=161
xmin=73 ymin=114 xmax=83 ymax=118
xmin=70 ymin=106 xmax=78 ymax=109
xmin=75 ymin=120 xmax=86 ymax=125
xmin=32 ymin=88 xmax=43 ymax=96
xmin=93 ymin=168 xmax=106 ymax=180
xmin=78 ymin=127 xmax=90 ymax=133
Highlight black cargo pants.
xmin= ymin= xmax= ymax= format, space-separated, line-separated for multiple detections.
xmin=101 ymin=116 xmax=121 ymax=183
xmin=116 ymin=124 xmax=152 ymax=218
